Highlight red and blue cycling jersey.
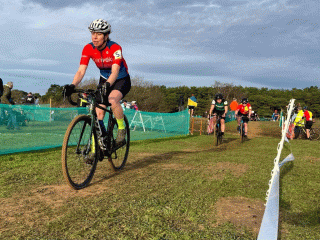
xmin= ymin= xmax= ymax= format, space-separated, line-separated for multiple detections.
xmin=80 ymin=41 xmax=129 ymax=80
xmin=236 ymin=103 xmax=252 ymax=115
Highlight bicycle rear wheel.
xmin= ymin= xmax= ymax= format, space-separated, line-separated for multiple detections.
xmin=61 ymin=115 xmax=98 ymax=190
xmin=310 ymin=128 xmax=320 ymax=140
xmin=108 ymin=115 xmax=130 ymax=171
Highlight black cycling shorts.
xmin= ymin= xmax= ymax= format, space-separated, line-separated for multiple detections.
xmin=213 ymin=110 xmax=226 ymax=119
xmin=305 ymin=121 xmax=313 ymax=129
xmin=96 ymin=75 xmax=131 ymax=104
xmin=238 ymin=113 xmax=249 ymax=123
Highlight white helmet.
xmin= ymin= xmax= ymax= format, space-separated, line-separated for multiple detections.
xmin=88 ymin=19 xmax=111 ymax=33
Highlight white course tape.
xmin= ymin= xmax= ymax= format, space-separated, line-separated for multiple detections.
xmin=258 ymin=169 xmax=280 ymax=240
xmin=279 ymin=153 xmax=294 ymax=168
xmin=258 ymin=99 xmax=295 ymax=240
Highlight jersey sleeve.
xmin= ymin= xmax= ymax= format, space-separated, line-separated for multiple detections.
xmin=224 ymin=100 xmax=228 ymax=106
xmin=80 ymin=44 xmax=92 ymax=66
xmin=111 ymin=44 xmax=123 ymax=66
xmin=211 ymin=100 xmax=216 ymax=105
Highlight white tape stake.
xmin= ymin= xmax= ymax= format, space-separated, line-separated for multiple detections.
xmin=258 ymin=99 xmax=295 ymax=240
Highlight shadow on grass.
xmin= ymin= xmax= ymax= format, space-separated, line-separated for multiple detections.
xmin=89 ymin=136 xmax=240 ymax=187
xmin=89 ymin=150 xmax=194 ymax=187
xmin=282 ymin=208 xmax=320 ymax=227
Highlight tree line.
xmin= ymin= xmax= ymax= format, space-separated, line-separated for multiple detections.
xmin=11 ymin=77 xmax=320 ymax=117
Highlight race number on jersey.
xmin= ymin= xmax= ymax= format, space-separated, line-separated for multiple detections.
xmin=114 ymin=50 xmax=122 ymax=59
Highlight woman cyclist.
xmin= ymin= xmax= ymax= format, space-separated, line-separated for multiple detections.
xmin=209 ymin=93 xmax=228 ymax=137
xmin=235 ymin=98 xmax=252 ymax=138
xmin=63 ymin=19 xmax=131 ymax=148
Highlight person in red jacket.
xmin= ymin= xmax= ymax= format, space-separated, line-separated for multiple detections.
xmin=235 ymin=98 xmax=252 ymax=138
xmin=303 ymin=106 xmax=313 ymax=139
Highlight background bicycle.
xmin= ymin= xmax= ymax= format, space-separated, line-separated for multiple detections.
xmin=294 ymin=123 xmax=320 ymax=140
xmin=215 ymin=115 xmax=223 ymax=146
xmin=61 ymin=88 xmax=130 ymax=190
xmin=239 ymin=116 xmax=249 ymax=143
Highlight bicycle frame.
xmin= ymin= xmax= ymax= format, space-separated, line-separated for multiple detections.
xmin=70 ymin=90 xmax=116 ymax=156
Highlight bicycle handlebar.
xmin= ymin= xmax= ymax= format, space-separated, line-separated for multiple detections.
xmin=65 ymin=89 xmax=94 ymax=106
xmin=63 ymin=88 xmax=111 ymax=112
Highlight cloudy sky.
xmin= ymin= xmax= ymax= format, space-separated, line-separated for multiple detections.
xmin=0 ymin=0 xmax=319 ymax=94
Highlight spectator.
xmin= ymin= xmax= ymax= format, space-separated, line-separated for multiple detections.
xmin=1 ymin=82 xmax=14 ymax=105
xmin=0 ymin=78 xmax=3 ymax=124
xmin=229 ymin=98 xmax=238 ymax=111
xmin=1 ymin=82 xmax=18 ymax=130
xmin=187 ymin=94 xmax=197 ymax=117
xmin=121 ymin=99 xmax=129 ymax=111
xmin=272 ymin=109 xmax=279 ymax=121
xmin=131 ymin=101 xmax=138 ymax=111
xmin=293 ymin=107 xmax=305 ymax=139
xmin=34 ymin=96 xmax=39 ymax=105
xmin=178 ymin=95 xmax=185 ymax=111
xmin=25 ymin=92 xmax=35 ymax=104
xmin=303 ymin=106 xmax=313 ymax=140
xmin=0 ymin=78 xmax=3 ymax=103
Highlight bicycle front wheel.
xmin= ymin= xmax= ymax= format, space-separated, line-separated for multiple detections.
xmin=240 ymin=123 xmax=245 ymax=143
xmin=215 ymin=123 xmax=222 ymax=146
xmin=108 ymin=115 xmax=130 ymax=171
xmin=61 ymin=115 xmax=98 ymax=190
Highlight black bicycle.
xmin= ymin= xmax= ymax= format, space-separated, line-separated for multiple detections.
xmin=239 ymin=116 xmax=246 ymax=143
xmin=61 ymin=88 xmax=130 ymax=190
xmin=294 ymin=124 xmax=320 ymax=140
xmin=215 ymin=115 xmax=223 ymax=146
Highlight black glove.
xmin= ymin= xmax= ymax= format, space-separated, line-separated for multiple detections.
xmin=63 ymin=84 xmax=75 ymax=97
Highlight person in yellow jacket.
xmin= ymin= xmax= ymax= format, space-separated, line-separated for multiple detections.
xmin=294 ymin=108 xmax=304 ymax=127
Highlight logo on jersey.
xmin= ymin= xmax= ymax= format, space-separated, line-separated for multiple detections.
xmin=114 ymin=50 xmax=122 ymax=59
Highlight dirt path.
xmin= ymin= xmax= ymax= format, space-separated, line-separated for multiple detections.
xmin=248 ymin=121 xmax=264 ymax=137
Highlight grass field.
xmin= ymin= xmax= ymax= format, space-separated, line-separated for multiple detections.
xmin=0 ymin=121 xmax=319 ymax=239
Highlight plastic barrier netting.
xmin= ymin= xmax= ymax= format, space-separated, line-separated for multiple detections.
xmin=0 ymin=104 xmax=190 ymax=155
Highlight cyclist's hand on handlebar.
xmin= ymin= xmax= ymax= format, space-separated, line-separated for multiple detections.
xmin=63 ymin=84 xmax=75 ymax=97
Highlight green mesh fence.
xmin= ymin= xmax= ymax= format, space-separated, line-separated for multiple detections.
xmin=225 ymin=111 xmax=236 ymax=123
xmin=0 ymin=104 xmax=190 ymax=155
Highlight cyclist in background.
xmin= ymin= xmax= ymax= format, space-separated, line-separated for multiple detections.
xmin=235 ymin=98 xmax=252 ymax=138
xmin=209 ymin=93 xmax=228 ymax=137
xmin=63 ymin=19 xmax=131 ymax=148
xmin=293 ymin=107 xmax=304 ymax=139
xmin=303 ymin=107 xmax=313 ymax=140
xmin=294 ymin=106 xmax=313 ymax=140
